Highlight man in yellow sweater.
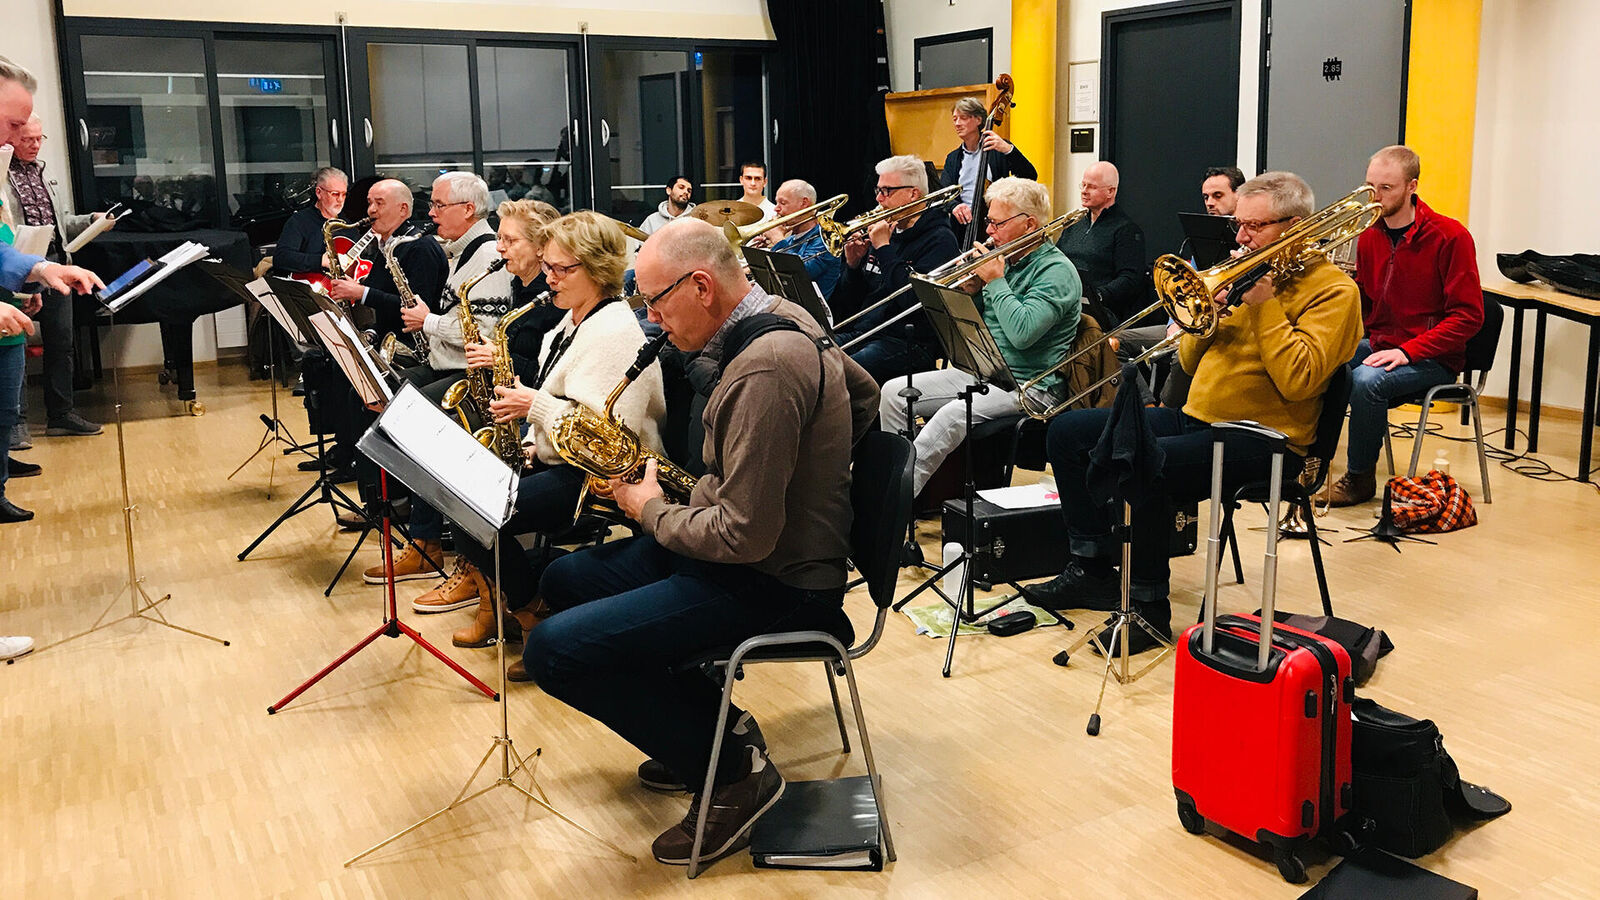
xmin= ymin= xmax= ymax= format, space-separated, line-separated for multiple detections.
xmin=1026 ymin=172 xmax=1361 ymax=655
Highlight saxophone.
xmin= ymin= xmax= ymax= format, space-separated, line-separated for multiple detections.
xmin=550 ymin=331 xmax=699 ymax=524
xmin=440 ymin=258 xmax=507 ymax=434
xmin=378 ymin=232 xmax=431 ymax=367
xmin=478 ymin=289 xmax=553 ymax=466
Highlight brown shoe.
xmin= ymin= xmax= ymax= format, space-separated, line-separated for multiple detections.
xmin=1326 ymin=470 xmax=1377 ymax=507
xmin=363 ymin=539 xmax=444 ymax=584
xmin=412 ymin=558 xmax=483 ymax=613
xmin=506 ymin=657 xmax=532 ymax=682
xmin=451 ymin=579 xmax=526 ymax=647
xmin=651 ymin=746 xmax=785 ymax=867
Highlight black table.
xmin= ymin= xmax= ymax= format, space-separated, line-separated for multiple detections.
xmin=73 ymin=229 xmax=252 ymax=414
xmin=1484 ymin=278 xmax=1600 ymax=482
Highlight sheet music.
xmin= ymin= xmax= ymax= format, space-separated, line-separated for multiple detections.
xmin=307 ymin=311 xmax=391 ymax=407
xmin=64 ymin=214 xmax=117 ymax=254
xmin=12 ymin=224 xmax=51 ymax=257
xmin=246 ymin=278 xmax=306 ymax=344
xmin=376 ymin=385 xmax=516 ymax=528
xmin=331 ymin=313 xmax=394 ymax=404
xmin=99 ymin=241 xmax=210 ymax=313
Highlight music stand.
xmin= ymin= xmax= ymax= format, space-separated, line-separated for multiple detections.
xmin=1176 ymin=212 xmax=1239 ymax=269
xmin=341 ymin=385 xmax=632 ymax=865
xmin=29 ymin=247 xmax=230 ymax=660
xmin=1345 ymin=482 xmax=1435 ymax=551
xmin=195 ymin=265 xmax=311 ymax=497
xmin=743 ymin=245 xmax=834 ymax=336
xmin=889 ymin=276 xmax=1074 ymax=677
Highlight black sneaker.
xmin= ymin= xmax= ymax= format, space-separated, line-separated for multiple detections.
xmin=1019 ymin=560 xmax=1122 ymax=611
xmin=1088 ymin=613 xmax=1174 ymax=658
xmin=638 ymin=711 xmax=766 ymax=793
xmin=296 ymin=457 xmax=326 ymax=472
xmin=45 ymin=413 xmax=103 ymax=436
xmin=651 ymin=745 xmax=785 ymax=867
xmin=7 ymin=458 xmax=41 ymax=478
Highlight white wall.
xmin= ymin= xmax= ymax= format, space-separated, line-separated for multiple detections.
xmin=883 ymin=0 xmax=1012 ymax=94
xmin=1470 ymin=0 xmax=1600 ymax=414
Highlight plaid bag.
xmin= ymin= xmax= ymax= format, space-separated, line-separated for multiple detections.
xmin=1387 ymin=470 xmax=1478 ymax=533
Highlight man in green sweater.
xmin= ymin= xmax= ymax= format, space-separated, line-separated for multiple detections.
xmin=1027 ymin=172 xmax=1361 ymax=655
xmin=880 ymin=176 xmax=1081 ymax=494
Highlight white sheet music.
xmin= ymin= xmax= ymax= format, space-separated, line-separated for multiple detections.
xmin=331 ymin=313 xmax=393 ymax=404
xmin=377 ymin=385 xmax=516 ymax=528
xmin=12 ymin=224 xmax=51 ymax=258
xmin=307 ymin=311 xmax=391 ymax=408
xmin=100 ymin=240 xmax=210 ymax=313
xmin=246 ymin=278 xmax=306 ymax=344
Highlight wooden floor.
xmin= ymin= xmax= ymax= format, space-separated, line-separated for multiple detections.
xmin=3 ymin=363 xmax=1597 ymax=898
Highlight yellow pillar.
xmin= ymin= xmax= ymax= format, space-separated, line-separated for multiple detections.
xmin=1405 ymin=0 xmax=1482 ymax=223
xmin=1010 ymin=0 xmax=1057 ymax=194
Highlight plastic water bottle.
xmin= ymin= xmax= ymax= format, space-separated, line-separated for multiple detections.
xmin=942 ymin=542 xmax=966 ymax=597
xmin=1433 ymin=448 xmax=1450 ymax=476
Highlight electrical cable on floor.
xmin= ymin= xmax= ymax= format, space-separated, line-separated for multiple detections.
xmin=1387 ymin=419 xmax=1600 ymax=497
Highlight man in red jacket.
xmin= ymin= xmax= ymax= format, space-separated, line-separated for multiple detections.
xmin=1328 ymin=145 xmax=1483 ymax=505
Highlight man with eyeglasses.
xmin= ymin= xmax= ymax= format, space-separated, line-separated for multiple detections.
xmin=1026 ymin=171 xmax=1361 ymax=656
xmin=1055 ymin=160 xmax=1146 ymax=328
xmin=832 ymin=154 xmax=959 ymax=383
xmin=272 ymin=166 xmax=350 ymax=280
xmin=879 ymin=176 xmax=1080 ymax=494
xmin=522 ymin=217 xmax=878 ymax=869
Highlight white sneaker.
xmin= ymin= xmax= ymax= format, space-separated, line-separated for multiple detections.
xmin=1 ymin=635 xmax=34 ymax=661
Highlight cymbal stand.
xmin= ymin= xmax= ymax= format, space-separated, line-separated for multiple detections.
xmin=268 ymin=469 xmax=496 ymax=714
xmin=345 ymin=472 xmax=634 ymax=866
xmin=227 ymin=321 xmax=310 ymax=498
xmin=891 ymin=382 xmax=1072 ymax=677
xmin=34 ymin=309 xmax=230 ymax=657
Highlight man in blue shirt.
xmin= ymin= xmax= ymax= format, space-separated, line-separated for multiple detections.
xmin=763 ymin=179 xmax=842 ymax=303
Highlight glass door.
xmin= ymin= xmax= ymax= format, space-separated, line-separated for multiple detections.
xmin=476 ymin=44 xmax=580 ymax=213
xmin=214 ymin=36 xmax=342 ymax=244
xmin=353 ymin=40 xmax=475 ymax=220
xmin=691 ymin=49 xmax=768 ymax=205
xmin=71 ymin=34 xmax=220 ymax=225
xmin=588 ymin=46 xmax=692 ymax=225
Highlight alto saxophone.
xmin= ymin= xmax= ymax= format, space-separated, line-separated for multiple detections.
xmin=551 ymin=331 xmax=698 ymax=524
xmin=474 ymin=289 xmax=554 ymax=466
xmin=440 ymin=258 xmax=506 ymax=434
xmin=378 ymin=232 xmax=431 ymax=367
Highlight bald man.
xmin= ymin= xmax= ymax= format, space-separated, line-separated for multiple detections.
xmin=767 ymin=179 xmax=843 ymax=300
xmin=524 ymin=218 xmax=879 ymax=869
xmin=326 ymin=178 xmax=446 ymax=339
xmin=1055 ymin=161 xmax=1147 ymax=327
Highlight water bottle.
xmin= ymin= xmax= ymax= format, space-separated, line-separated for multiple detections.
xmin=942 ymin=542 xmax=966 ymax=597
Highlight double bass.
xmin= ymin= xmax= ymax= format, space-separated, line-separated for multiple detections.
xmin=962 ymin=73 xmax=1017 ymax=249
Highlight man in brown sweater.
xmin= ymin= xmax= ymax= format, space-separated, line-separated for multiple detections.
xmin=524 ymin=218 xmax=879 ymax=869
xmin=1027 ymin=172 xmax=1361 ymax=656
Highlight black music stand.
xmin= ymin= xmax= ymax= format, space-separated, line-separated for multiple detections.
xmin=889 ymin=276 xmax=1073 ymax=677
xmin=1176 ymin=212 xmax=1240 ymax=269
xmin=1345 ymin=482 xmax=1435 ymax=551
xmin=743 ymin=245 xmax=834 ymax=336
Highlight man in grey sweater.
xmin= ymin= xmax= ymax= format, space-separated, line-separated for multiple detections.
xmin=524 ymin=218 xmax=879 ymax=869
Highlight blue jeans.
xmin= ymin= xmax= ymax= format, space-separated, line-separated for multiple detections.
xmin=1344 ymin=339 xmax=1454 ymax=474
xmin=0 ymin=341 xmax=22 ymax=500
xmin=453 ymin=461 xmax=587 ymax=610
xmin=845 ymin=336 xmax=937 ymax=386
xmin=525 ymin=536 xmax=852 ymax=787
xmin=1046 ymin=407 xmax=1279 ymax=605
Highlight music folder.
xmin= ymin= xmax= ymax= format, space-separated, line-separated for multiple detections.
xmin=743 ymin=245 xmax=835 ymax=335
xmin=94 ymin=241 xmax=210 ymax=314
xmin=909 ymin=275 xmax=1018 ymax=391
xmin=748 ymin=775 xmax=883 ymax=871
xmin=356 ymin=384 xmax=516 ymax=548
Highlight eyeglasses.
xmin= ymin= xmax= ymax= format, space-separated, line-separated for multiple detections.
xmin=873 ymin=185 xmax=914 ymax=197
xmin=1234 ymin=215 xmax=1293 ymax=235
xmin=429 ymin=200 xmax=471 ymax=211
xmin=986 ymin=211 xmax=1029 ymax=231
xmin=638 ymin=271 xmax=694 ymax=312
xmin=540 ymin=258 xmax=584 ymax=278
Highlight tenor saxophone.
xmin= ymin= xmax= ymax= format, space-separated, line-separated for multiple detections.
xmin=477 ymin=286 xmax=551 ymax=466
xmin=440 ymin=258 xmax=507 ymax=433
xmin=378 ymin=232 xmax=431 ymax=367
xmin=550 ymin=331 xmax=698 ymax=524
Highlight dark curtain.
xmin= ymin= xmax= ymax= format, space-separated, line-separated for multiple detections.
xmin=767 ymin=0 xmax=894 ymax=219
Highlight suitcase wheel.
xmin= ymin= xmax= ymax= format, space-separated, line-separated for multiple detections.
xmin=1273 ymin=849 xmax=1307 ymax=884
xmin=1175 ymin=800 xmax=1205 ymax=836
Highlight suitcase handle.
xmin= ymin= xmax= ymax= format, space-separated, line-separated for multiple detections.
xmin=1188 ymin=623 xmax=1286 ymax=683
xmin=1201 ymin=421 xmax=1287 ymax=670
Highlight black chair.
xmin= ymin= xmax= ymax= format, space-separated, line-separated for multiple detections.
xmin=1215 ymin=364 xmax=1352 ymax=617
xmin=1381 ymin=293 xmax=1504 ymax=503
xmin=683 ymin=430 xmax=912 ymax=877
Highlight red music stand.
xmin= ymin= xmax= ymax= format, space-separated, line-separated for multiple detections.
xmin=268 ymin=470 xmax=497 ymax=714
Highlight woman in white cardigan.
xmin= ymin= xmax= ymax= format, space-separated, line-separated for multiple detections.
xmin=454 ymin=211 xmax=666 ymax=666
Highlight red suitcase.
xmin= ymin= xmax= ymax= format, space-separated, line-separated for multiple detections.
xmin=1171 ymin=422 xmax=1357 ymax=884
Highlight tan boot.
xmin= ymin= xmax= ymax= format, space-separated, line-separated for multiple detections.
xmin=451 ymin=573 xmax=525 ymax=646
xmin=363 ymin=539 xmax=444 ymax=584
xmin=411 ymin=558 xmax=483 ymax=614
xmin=503 ymin=601 xmax=553 ymax=682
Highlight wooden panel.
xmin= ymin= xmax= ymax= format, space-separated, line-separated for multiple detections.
xmin=884 ymin=83 xmax=1010 ymax=174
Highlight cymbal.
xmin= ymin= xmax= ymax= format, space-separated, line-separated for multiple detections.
xmin=688 ymin=201 xmax=763 ymax=227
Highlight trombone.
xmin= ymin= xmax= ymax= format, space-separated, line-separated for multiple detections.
xmin=819 ymin=184 xmax=960 ymax=256
xmin=727 ymin=193 xmax=849 ymax=249
xmin=1014 ymin=185 xmax=1383 ymax=420
xmin=836 ymin=207 xmax=1084 ymax=352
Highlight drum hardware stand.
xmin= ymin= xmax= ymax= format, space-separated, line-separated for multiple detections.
xmin=33 ymin=310 xmax=229 ymax=657
xmin=345 ymin=473 xmax=634 ymax=866
xmin=227 ymin=323 xmax=311 ymax=498
xmin=1345 ymin=482 xmax=1434 ymax=551
xmin=268 ymin=470 xmax=496 ymax=714
xmin=1055 ymin=500 xmax=1175 ymax=736
xmin=892 ymin=383 xmax=1073 ymax=677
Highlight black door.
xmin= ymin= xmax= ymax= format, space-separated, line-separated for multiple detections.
xmin=1102 ymin=1 xmax=1242 ymax=262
